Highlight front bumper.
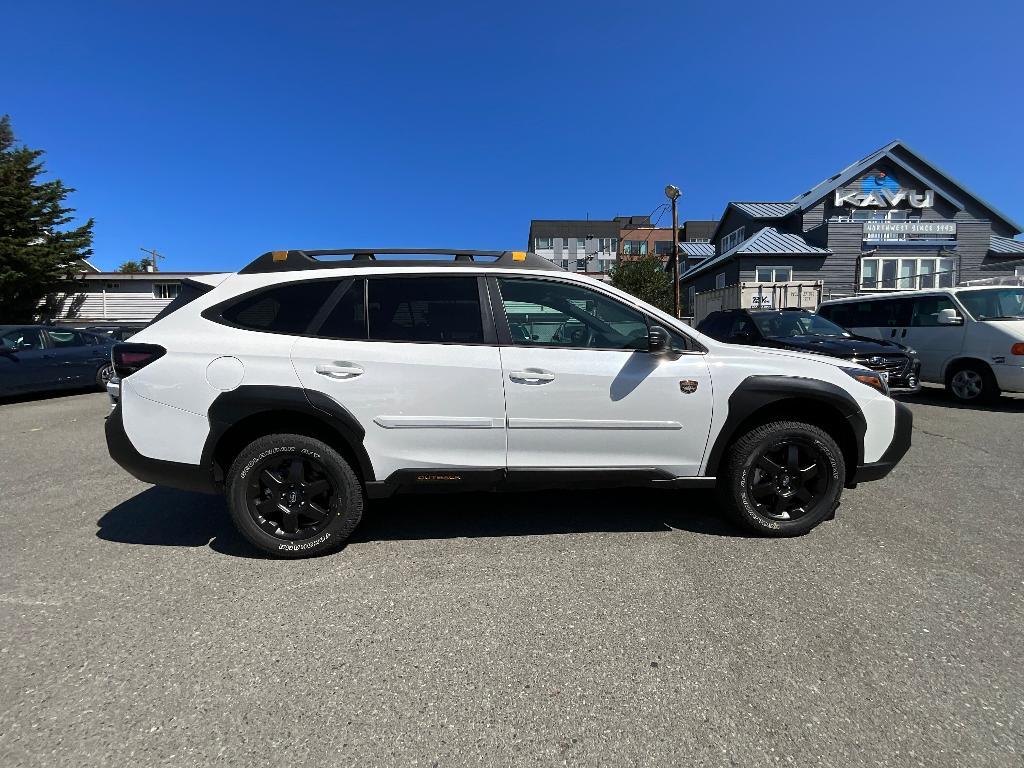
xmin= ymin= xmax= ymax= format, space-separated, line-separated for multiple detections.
xmin=887 ymin=361 xmax=921 ymax=393
xmin=992 ymin=363 xmax=1024 ymax=393
xmin=105 ymin=404 xmax=219 ymax=494
xmin=848 ymin=400 xmax=913 ymax=484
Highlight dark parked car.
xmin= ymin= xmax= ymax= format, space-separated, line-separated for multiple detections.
xmin=697 ymin=308 xmax=921 ymax=391
xmin=0 ymin=326 xmax=115 ymax=397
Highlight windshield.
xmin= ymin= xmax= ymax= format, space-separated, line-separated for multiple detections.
xmin=957 ymin=288 xmax=1024 ymax=320
xmin=752 ymin=312 xmax=851 ymax=338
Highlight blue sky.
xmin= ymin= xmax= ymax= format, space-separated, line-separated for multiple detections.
xmin=3 ymin=0 xmax=1022 ymax=272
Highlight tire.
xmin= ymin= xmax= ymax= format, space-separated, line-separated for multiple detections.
xmin=95 ymin=363 xmax=115 ymax=390
xmin=717 ymin=420 xmax=845 ymax=537
xmin=946 ymin=361 xmax=1000 ymax=404
xmin=226 ymin=433 xmax=363 ymax=558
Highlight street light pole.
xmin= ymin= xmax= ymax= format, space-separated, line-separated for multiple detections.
xmin=664 ymin=185 xmax=681 ymax=318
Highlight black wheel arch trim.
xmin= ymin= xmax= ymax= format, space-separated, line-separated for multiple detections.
xmin=702 ymin=375 xmax=868 ymax=480
xmin=201 ymin=385 xmax=374 ymax=484
xmin=848 ymin=400 xmax=913 ymax=484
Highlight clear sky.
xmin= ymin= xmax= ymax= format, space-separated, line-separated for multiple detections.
xmin=3 ymin=0 xmax=1022 ymax=272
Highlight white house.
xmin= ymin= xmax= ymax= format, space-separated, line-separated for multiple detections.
xmin=48 ymin=270 xmax=215 ymax=328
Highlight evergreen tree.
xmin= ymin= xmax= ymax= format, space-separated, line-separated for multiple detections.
xmin=0 ymin=114 xmax=94 ymax=322
xmin=608 ymin=252 xmax=674 ymax=314
xmin=117 ymin=260 xmax=142 ymax=273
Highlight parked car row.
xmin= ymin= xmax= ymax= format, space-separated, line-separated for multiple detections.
xmin=698 ymin=286 xmax=1024 ymax=404
xmin=0 ymin=326 xmax=115 ymax=397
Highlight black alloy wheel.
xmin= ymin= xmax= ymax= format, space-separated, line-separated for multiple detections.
xmin=246 ymin=453 xmax=336 ymax=540
xmin=745 ymin=438 xmax=830 ymax=521
xmin=226 ymin=433 xmax=364 ymax=558
xmin=718 ymin=420 xmax=845 ymax=536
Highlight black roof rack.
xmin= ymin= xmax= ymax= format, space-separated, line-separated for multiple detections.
xmin=239 ymin=249 xmax=562 ymax=275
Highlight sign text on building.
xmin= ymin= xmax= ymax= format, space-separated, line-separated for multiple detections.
xmin=861 ymin=221 xmax=956 ymax=236
xmin=835 ymin=188 xmax=935 ymax=208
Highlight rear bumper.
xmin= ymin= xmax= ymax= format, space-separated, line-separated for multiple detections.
xmin=105 ymin=404 xmax=219 ymax=495
xmin=848 ymin=400 xmax=913 ymax=484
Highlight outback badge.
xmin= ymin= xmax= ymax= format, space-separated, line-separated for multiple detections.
xmin=679 ymin=380 xmax=698 ymax=394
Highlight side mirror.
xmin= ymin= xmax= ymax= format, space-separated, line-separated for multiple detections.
xmin=937 ymin=308 xmax=964 ymax=326
xmin=648 ymin=325 xmax=670 ymax=355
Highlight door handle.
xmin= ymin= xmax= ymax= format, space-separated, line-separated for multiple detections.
xmin=509 ymin=368 xmax=555 ymax=384
xmin=315 ymin=362 xmax=364 ymax=380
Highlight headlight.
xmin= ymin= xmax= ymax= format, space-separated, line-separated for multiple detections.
xmin=841 ymin=366 xmax=889 ymax=396
xmin=904 ymin=347 xmax=917 ymax=356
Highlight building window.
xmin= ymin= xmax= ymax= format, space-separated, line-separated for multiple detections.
xmin=105 ymin=282 xmax=120 ymax=290
xmin=720 ymin=227 xmax=745 ymax=254
xmin=535 ymin=237 xmax=552 ymax=250
xmin=860 ymin=256 xmax=956 ymax=290
xmin=577 ymin=238 xmax=586 ymax=254
xmin=755 ymin=266 xmax=793 ymax=283
xmin=715 ymin=273 xmax=727 ymax=289
xmin=560 ymin=259 xmax=570 ymax=270
xmin=655 ymin=241 xmax=673 ymax=256
xmin=622 ymin=240 xmax=649 ymax=256
xmin=598 ymin=237 xmax=616 ymax=253
xmin=153 ymin=282 xmax=180 ymax=299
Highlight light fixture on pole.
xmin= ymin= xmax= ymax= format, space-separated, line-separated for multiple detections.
xmin=664 ymin=185 xmax=682 ymax=318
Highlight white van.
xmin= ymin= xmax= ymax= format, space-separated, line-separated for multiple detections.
xmin=818 ymin=287 xmax=1024 ymax=403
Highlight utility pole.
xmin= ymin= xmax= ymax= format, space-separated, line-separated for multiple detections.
xmin=664 ymin=185 xmax=682 ymax=318
xmin=139 ymin=247 xmax=163 ymax=272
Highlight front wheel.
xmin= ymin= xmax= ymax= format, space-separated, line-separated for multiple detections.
xmin=946 ymin=362 xmax=999 ymax=404
xmin=226 ymin=434 xmax=363 ymax=557
xmin=717 ymin=421 xmax=845 ymax=536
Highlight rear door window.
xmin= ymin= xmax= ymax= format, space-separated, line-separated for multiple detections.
xmin=316 ymin=279 xmax=367 ymax=340
xmin=220 ymin=280 xmax=340 ymax=334
xmin=47 ymin=330 xmax=87 ymax=348
xmin=367 ymin=277 xmax=484 ymax=344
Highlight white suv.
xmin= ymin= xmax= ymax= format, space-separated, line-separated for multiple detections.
xmin=105 ymin=249 xmax=912 ymax=557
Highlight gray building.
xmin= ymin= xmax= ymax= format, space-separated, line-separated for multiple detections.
xmin=680 ymin=141 xmax=1024 ymax=311
xmin=527 ymin=218 xmax=625 ymax=279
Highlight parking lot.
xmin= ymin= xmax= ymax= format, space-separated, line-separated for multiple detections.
xmin=0 ymin=389 xmax=1022 ymax=767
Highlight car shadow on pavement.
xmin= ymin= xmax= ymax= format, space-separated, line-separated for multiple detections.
xmin=97 ymin=486 xmax=743 ymax=558
xmin=895 ymin=388 xmax=1024 ymax=413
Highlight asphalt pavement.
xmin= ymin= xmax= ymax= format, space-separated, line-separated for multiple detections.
xmin=0 ymin=387 xmax=1022 ymax=767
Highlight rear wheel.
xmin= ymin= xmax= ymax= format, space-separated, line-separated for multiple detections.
xmin=946 ymin=362 xmax=999 ymax=404
xmin=718 ymin=421 xmax=844 ymax=536
xmin=226 ymin=434 xmax=363 ymax=557
xmin=95 ymin=363 xmax=114 ymax=390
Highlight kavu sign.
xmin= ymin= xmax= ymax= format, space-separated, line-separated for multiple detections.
xmin=834 ymin=170 xmax=935 ymax=208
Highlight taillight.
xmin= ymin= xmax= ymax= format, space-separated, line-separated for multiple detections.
xmin=112 ymin=343 xmax=166 ymax=378
xmin=1011 ymin=342 xmax=1024 ymax=356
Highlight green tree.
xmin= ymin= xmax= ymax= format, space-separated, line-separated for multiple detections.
xmin=117 ymin=260 xmax=141 ymax=273
xmin=0 ymin=114 xmax=94 ymax=322
xmin=608 ymin=252 xmax=674 ymax=314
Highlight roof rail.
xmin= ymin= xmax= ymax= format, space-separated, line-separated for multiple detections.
xmin=239 ymin=249 xmax=562 ymax=274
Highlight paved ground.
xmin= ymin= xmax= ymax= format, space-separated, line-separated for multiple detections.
xmin=0 ymin=387 xmax=1022 ymax=767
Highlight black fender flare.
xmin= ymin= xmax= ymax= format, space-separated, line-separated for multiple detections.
xmin=201 ymin=385 xmax=374 ymax=483
xmin=703 ymin=375 xmax=867 ymax=477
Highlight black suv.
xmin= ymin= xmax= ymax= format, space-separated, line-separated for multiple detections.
xmin=697 ymin=308 xmax=921 ymax=392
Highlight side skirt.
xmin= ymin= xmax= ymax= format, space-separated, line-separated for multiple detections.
xmin=365 ymin=467 xmax=716 ymax=499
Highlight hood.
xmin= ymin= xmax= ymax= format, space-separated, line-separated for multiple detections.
xmin=762 ymin=334 xmax=908 ymax=357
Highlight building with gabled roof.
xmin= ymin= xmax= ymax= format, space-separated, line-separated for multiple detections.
xmin=681 ymin=140 xmax=1024 ymax=314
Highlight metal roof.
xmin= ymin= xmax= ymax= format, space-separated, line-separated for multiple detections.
xmin=989 ymin=235 xmax=1024 ymax=255
xmin=681 ymin=228 xmax=830 ymax=281
xmin=679 ymin=241 xmax=715 ymax=257
xmin=789 ymin=140 xmax=1023 ymax=233
xmin=730 ymin=202 xmax=800 ymax=219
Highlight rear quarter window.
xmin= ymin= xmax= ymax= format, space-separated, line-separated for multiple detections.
xmin=218 ymin=280 xmax=341 ymax=335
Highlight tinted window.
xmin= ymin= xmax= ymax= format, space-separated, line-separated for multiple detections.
xmin=47 ymin=330 xmax=87 ymax=348
xmin=367 ymin=277 xmax=483 ymax=343
xmin=317 ymin=279 xmax=367 ymax=339
xmin=697 ymin=313 xmax=729 ymax=340
xmin=497 ymin=278 xmax=649 ymax=350
xmin=1 ymin=328 xmax=44 ymax=350
xmin=221 ymin=280 xmax=339 ymax=334
xmin=822 ymin=299 xmax=910 ymax=328
xmin=910 ymin=295 xmax=959 ymax=327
